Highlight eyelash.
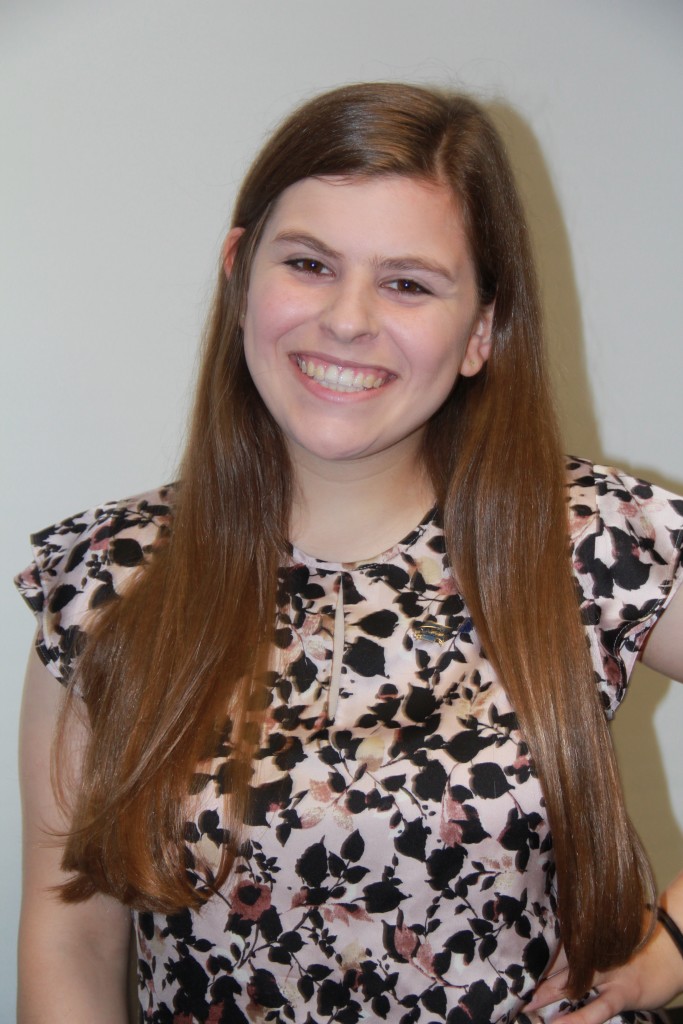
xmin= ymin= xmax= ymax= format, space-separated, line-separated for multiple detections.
xmin=284 ymin=259 xmax=432 ymax=296
xmin=386 ymin=278 xmax=431 ymax=296
xmin=284 ymin=257 xmax=330 ymax=275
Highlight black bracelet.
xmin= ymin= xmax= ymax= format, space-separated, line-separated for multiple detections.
xmin=657 ymin=905 xmax=683 ymax=957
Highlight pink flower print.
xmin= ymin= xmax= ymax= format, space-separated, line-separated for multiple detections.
xmin=88 ymin=532 xmax=111 ymax=552
xmin=415 ymin=938 xmax=435 ymax=974
xmin=322 ymin=904 xmax=371 ymax=928
xmin=394 ymin=921 xmax=419 ymax=959
xmin=231 ymin=881 xmax=272 ymax=922
xmin=437 ymin=573 xmax=458 ymax=597
xmin=440 ymin=790 xmax=465 ymax=846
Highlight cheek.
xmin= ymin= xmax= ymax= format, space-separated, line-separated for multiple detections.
xmin=245 ymin=276 xmax=315 ymax=344
xmin=405 ymin=329 xmax=465 ymax=386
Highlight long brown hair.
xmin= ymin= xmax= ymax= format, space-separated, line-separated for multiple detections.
xmin=57 ymin=83 xmax=652 ymax=997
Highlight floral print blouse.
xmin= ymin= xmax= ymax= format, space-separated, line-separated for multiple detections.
xmin=15 ymin=458 xmax=683 ymax=1024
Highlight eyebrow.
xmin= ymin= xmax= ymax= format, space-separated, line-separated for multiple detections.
xmin=271 ymin=231 xmax=457 ymax=283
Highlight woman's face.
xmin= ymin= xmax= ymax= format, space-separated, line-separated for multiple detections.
xmin=226 ymin=174 xmax=493 ymax=474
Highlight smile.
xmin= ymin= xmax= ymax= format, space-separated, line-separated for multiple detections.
xmin=295 ymin=356 xmax=390 ymax=393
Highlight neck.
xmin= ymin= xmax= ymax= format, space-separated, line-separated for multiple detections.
xmin=288 ymin=444 xmax=435 ymax=562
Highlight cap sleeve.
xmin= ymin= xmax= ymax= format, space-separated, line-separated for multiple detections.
xmin=567 ymin=458 xmax=683 ymax=715
xmin=14 ymin=488 xmax=173 ymax=686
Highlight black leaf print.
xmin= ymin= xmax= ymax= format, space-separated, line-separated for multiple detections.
xmin=432 ymin=949 xmax=452 ymax=978
xmin=444 ymin=728 xmax=496 ymax=763
xmin=274 ymin=735 xmax=306 ymax=772
xmin=492 ymin=977 xmax=508 ymax=1003
xmin=458 ymin=805 xmax=490 ymax=844
xmin=469 ymin=762 xmax=513 ymax=799
xmin=138 ymin=911 xmax=155 ymax=941
xmin=63 ymin=538 xmax=91 ymax=572
xmin=274 ymin=626 xmax=293 ymax=649
xmin=166 ymin=908 xmax=194 ymax=940
xmin=413 ymin=759 xmax=447 ymax=802
xmin=296 ymin=841 xmax=328 ymax=887
xmin=608 ymin=526 xmax=651 ymax=591
xmin=382 ymin=773 xmax=407 ymax=792
xmin=422 ymin=985 xmax=447 ymax=1017
xmin=576 ymin=535 xmax=614 ymax=599
xmin=297 ymin=974 xmax=314 ymax=1002
xmin=90 ymin=580 xmax=116 ymax=608
xmin=280 ymin=930 xmax=304 ymax=952
xmin=365 ymin=562 xmax=410 ymax=590
xmin=248 ymin=968 xmax=287 ymax=1008
xmin=209 ymin=978 xmax=250 ymax=1022
xmin=498 ymin=807 xmax=540 ymax=871
xmin=426 ymin=845 xmax=466 ymax=888
xmin=357 ymin=609 xmax=399 ymax=638
xmin=48 ymin=583 xmax=78 ymax=613
xmin=244 ymin=777 xmax=292 ymax=826
xmin=459 ymin=979 xmax=495 ymax=1022
xmin=522 ymin=934 xmax=550 ymax=979
xmin=404 ymin=685 xmax=438 ymax=722
xmin=262 ymin=909 xmax=282 ymax=937
xmin=445 ymin=929 xmax=476 ymax=963
xmin=198 ymin=809 xmax=219 ymax=834
xmin=307 ymin=963 xmax=333 ymax=980
xmin=111 ymin=537 xmax=144 ymax=566
xmin=169 ymin=954 xmax=210 ymax=1010
xmin=289 ymin=652 xmax=318 ymax=691
xmin=317 ymin=978 xmax=351 ymax=1017
xmin=394 ymin=817 xmax=429 ymax=861
xmin=362 ymin=879 xmax=407 ymax=913
xmin=341 ymin=829 xmax=365 ymax=862
xmin=344 ymin=636 xmax=386 ymax=677
xmin=396 ymin=590 xmax=423 ymax=618
xmin=340 ymin=573 xmax=365 ymax=605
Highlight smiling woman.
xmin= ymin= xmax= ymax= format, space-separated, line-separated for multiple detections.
xmin=15 ymin=83 xmax=683 ymax=1024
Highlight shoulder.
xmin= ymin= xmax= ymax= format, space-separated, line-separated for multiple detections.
xmin=15 ymin=485 xmax=176 ymax=683
xmin=565 ymin=456 xmax=683 ymax=579
xmin=564 ymin=457 xmax=683 ymax=709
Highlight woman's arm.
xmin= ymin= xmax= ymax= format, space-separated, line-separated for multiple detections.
xmin=526 ymin=873 xmax=683 ymax=1022
xmin=528 ymin=585 xmax=683 ymax=1020
xmin=640 ymin=581 xmax=683 ymax=682
xmin=18 ymin=646 xmax=132 ymax=1023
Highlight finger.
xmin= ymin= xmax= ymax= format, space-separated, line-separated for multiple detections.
xmin=526 ymin=968 xmax=570 ymax=1011
xmin=549 ymin=988 xmax=626 ymax=1024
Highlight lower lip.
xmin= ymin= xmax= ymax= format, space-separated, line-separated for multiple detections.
xmin=291 ymin=358 xmax=393 ymax=402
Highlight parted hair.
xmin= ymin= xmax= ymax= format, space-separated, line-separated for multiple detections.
xmin=57 ymin=83 xmax=653 ymax=997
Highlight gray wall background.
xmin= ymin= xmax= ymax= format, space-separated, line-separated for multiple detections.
xmin=2 ymin=0 xmax=682 ymax=1012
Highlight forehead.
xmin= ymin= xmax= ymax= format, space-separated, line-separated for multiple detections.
xmin=259 ymin=174 xmax=470 ymax=261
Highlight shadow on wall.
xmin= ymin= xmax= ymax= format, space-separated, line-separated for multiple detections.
xmin=487 ymin=101 xmax=600 ymax=458
xmin=486 ymin=103 xmax=683 ymax=898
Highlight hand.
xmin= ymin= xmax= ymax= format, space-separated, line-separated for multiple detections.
xmin=525 ymin=920 xmax=683 ymax=1024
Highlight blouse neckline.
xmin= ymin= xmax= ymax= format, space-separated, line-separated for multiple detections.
xmin=288 ymin=505 xmax=439 ymax=572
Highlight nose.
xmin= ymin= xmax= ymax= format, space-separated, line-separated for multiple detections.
xmin=319 ymin=275 xmax=378 ymax=344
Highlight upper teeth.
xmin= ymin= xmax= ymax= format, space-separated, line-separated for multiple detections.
xmin=297 ymin=357 xmax=386 ymax=392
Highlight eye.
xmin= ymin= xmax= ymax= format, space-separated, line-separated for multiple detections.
xmin=284 ymin=257 xmax=331 ymax=276
xmin=386 ymin=278 xmax=431 ymax=296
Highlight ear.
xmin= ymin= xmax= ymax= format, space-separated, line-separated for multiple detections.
xmin=222 ymin=226 xmax=246 ymax=278
xmin=460 ymin=303 xmax=494 ymax=378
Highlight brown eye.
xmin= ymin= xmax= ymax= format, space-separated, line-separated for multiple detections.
xmin=285 ymin=258 xmax=330 ymax=275
xmin=388 ymin=278 xmax=430 ymax=295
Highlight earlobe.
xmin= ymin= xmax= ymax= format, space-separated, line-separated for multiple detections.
xmin=460 ymin=304 xmax=494 ymax=377
xmin=222 ymin=227 xmax=246 ymax=279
